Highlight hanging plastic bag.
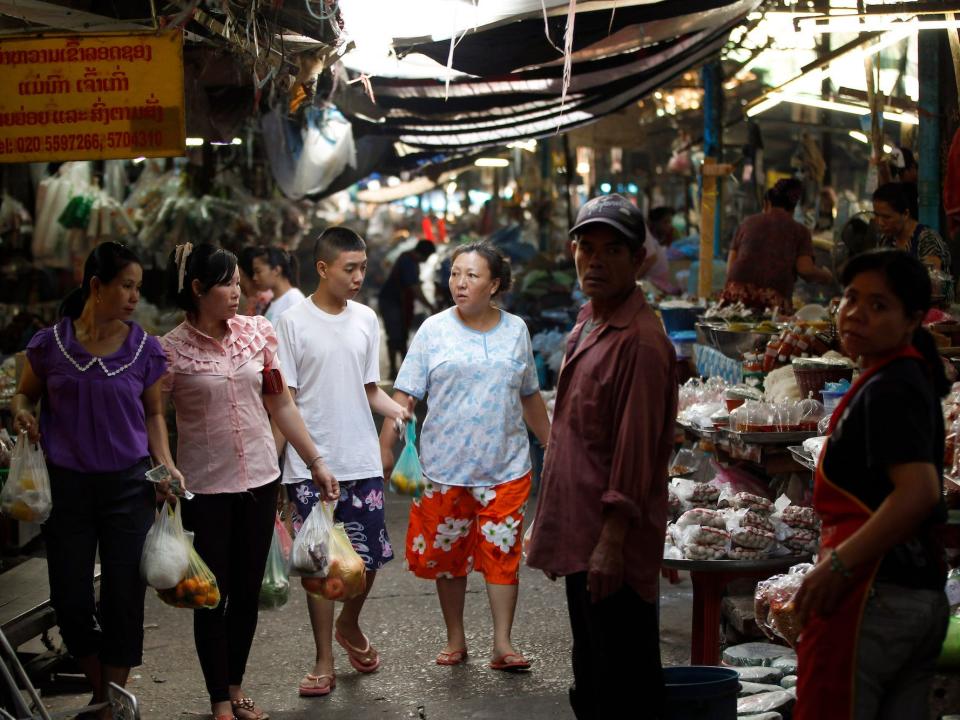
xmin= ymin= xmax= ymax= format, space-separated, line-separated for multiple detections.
xmin=290 ymin=501 xmax=332 ymax=578
xmin=274 ymin=513 xmax=293 ymax=563
xmin=259 ymin=518 xmax=291 ymax=610
xmin=140 ymin=502 xmax=190 ymax=590
xmin=154 ymin=504 xmax=221 ymax=609
xmin=389 ymin=418 xmax=425 ymax=497
xmin=297 ymin=503 xmax=367 ymax=602
xmin=0 ymin=432 xmax=52 ymax=524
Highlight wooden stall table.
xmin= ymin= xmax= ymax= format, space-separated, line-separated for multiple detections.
xmin=662 ymin=555 xmax=810 ymax=666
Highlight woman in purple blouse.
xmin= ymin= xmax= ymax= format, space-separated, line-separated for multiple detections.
xmin=11 ymin=242 xmax=181 ymax=720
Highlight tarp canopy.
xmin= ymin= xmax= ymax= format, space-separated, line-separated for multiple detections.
xmin=341 ymin=0 xmax=761 ymax=159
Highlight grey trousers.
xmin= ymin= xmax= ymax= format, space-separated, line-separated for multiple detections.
xmin=855 ymin=582 xmax=949 ymax=720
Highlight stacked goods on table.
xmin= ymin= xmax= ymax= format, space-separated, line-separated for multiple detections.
xmin=664 ymin=475 xmax=820 ymax=562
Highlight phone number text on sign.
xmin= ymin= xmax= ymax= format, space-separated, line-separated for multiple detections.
xmin=0 ymin=31 xmax=184 ymax=163
xmin=0 ymin=131 xmax=166 ymax=156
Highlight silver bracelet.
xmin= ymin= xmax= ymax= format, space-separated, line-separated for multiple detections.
xmin=307 ymin=455 xmax=323 ymax=470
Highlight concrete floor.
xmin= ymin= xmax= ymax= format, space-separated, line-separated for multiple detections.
xmin=36 ymin=493 xmax=694 ymax=720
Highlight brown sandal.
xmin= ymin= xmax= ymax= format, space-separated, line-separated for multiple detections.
xmin=230 ymin=697 xmax=269 ymax=720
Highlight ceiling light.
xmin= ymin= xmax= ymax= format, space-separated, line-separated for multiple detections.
xmin=576 ymin=161 xmax=590 ymax=175
xmin=882 ymin=110 xmax=918 ymax=126
xmin=745 ymin=95 xmax=784 ymax=118
xmin=848 ymin=131 xmax=868 ymax=144
xmin=797 ymin=16 xmax=960 ymax=34
xmin=185 ymin=137 xmax=204 ymax=147
xmin=475 ymin=158 xmax=509 ymax=168
xmin=132 ymin=156 xmax=146 ymax=164
xmin=507 ymin=139 xmax=538 ymax=152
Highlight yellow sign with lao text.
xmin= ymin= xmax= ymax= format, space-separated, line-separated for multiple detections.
xmin=0 ymin=31 xmax=185 ymax=163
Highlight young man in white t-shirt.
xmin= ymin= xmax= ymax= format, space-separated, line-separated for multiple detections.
xmin=275 ymin=227 xmax=410 ymax=698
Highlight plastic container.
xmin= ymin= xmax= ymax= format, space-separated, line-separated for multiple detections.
xmin=661 ymin=306 xmax=703 ymax=333
xmin=820 ymin=389 xmax=845 ymax=415
xmin=670 ymin=330 xmax=698 ymax=359
xmin=663 ymin=666 xmax=739 ymax=720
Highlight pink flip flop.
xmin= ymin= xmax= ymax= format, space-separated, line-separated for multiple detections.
xmin=436 ymin=649 xmax=468 ymax=666
xmin=489 ymin=653 xmax=531 ymax=672
xmin=298 ymin=673 xmax=336 ymax=697
xmin=334 ymin=629 xmax=381 ymax=673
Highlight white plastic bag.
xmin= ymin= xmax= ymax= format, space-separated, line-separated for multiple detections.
xmin=140 ymin=501 xmax=189 ymax=590
xmin=0 ymin=432 xmax=52 ymax=524
xmin=290 ymin=501 xmax=332 ymax=577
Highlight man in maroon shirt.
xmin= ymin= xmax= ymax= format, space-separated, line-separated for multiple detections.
xmin=527 ymin=194 xmax=677 ymax=719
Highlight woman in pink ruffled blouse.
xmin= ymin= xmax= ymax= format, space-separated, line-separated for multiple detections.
xmin=160 ymin=243 xmax=338 ymax=720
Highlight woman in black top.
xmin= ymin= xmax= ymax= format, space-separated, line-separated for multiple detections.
xmin=794 ymin=249 xmax=949 ymax=720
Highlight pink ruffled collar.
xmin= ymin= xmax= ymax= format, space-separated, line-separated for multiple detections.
xmin=165 ymin=315 xmax=270 ymax=366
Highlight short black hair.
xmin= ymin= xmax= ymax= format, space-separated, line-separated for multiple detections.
xmin=648 ymin=206 xmax=674 ymax=225
xmin=167 ymin=243 xmax=237 ymax=314
xmin=257 ymin=247 xmax=299 ymax=285
xmin=872 ymin=182 xmax=912 ymax=216
xmin=451 ymin=241 xmax=512 ymax=296
xmin=768 ymin=178 xmax=803 ymax=211
xmin=313 ymin=226 xmax=366 ymax=264
xmin=415 ymin=240 xmax=437 ymax=258
xmin=238 ymin=245 xmax=265 ymax=277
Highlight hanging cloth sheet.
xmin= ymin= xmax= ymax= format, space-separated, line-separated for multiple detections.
xmin=260 ymin=104 xmax=357 ymax=200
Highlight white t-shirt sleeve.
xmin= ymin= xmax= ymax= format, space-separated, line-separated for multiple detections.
xmin=363 ymin=309 xmax=380 ymax=385
xmin=394 ymin=322 xmax=430 ymax=400
xmin=275 ymin=313 xmax=299 ymax=389
xmin=520 ymin=326 xmax=540 ymax=397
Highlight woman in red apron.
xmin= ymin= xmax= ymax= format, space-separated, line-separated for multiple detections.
xmin=794 ymin=249 xmax=950 ymax=720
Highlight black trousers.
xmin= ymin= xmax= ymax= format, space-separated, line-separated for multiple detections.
xmin=43 ymin=460 xmax=155 ymax=668
xmin=565 ymin=573 xmax=665 ymax=720
xmin=181 ymin=480 xmax=277 ymax=704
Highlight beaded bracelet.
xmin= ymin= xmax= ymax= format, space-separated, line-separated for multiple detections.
xmin=829 ymin=549 xmax=852 ymax=579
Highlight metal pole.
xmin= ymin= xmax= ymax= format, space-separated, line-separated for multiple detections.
xmin=917 ymin=29 xmax=941 ymax=232
xmin=702 ymin=60 xmax=723 ymax=258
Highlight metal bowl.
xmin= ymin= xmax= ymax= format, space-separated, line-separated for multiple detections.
xmin=696 ymin=322 xmax=779 ymax=360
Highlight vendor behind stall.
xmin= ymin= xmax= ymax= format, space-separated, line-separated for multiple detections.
xmin=873 ymin=182 xmax=951 ymax=272
xmin=793 ymin=249 xmax=949 ymax=720
xmin=721 ymin=179 xmax=833 ymax=313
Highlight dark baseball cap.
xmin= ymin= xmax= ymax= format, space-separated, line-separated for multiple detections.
xmin=569 ymin=193 xmax=646 ymax=248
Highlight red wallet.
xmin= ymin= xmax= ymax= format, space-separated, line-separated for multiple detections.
xmin=262 ymin=368 xmax=285 ymax=395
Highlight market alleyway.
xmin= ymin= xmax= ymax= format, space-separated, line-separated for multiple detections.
xmin=36 ymin=494 xmax=694 ymax=720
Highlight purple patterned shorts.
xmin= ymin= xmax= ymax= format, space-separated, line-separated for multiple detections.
xmin=286 ymin=477 xmax=393 ymax=571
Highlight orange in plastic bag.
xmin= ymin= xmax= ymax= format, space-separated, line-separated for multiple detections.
xmin=152 ymin=504 xmax=221 ymax=610
xmin=296 ymin=502 xmax=366 ymax=602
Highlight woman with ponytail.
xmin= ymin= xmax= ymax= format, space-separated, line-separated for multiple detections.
xmin=250 ymin=246 xmax=305 ymax=325
xmin=160 ymin=243 xmax=337 ymax=720
xmin=794 ymin=249 xmax=949 ymax=720
xmin=10 ymin=242 xmax=181 ymax=719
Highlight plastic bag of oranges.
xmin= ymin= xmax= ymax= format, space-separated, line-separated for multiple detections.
xmin=0 ymin=431 xmax=52 ymax=524
xmin=151 ymin=503 xmax=221 ymax=610
xmin=389 ymin=417 xmax=424 ymax=498
xmin=294 ymin=503 xmax=367 ymax=602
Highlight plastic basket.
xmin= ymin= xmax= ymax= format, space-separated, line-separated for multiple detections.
xmin=792 ymin=365 xmax=853 ymax=399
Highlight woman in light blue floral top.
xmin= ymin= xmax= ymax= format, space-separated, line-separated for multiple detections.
xmin=380 ymin=241 xmax=551 ymax=672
